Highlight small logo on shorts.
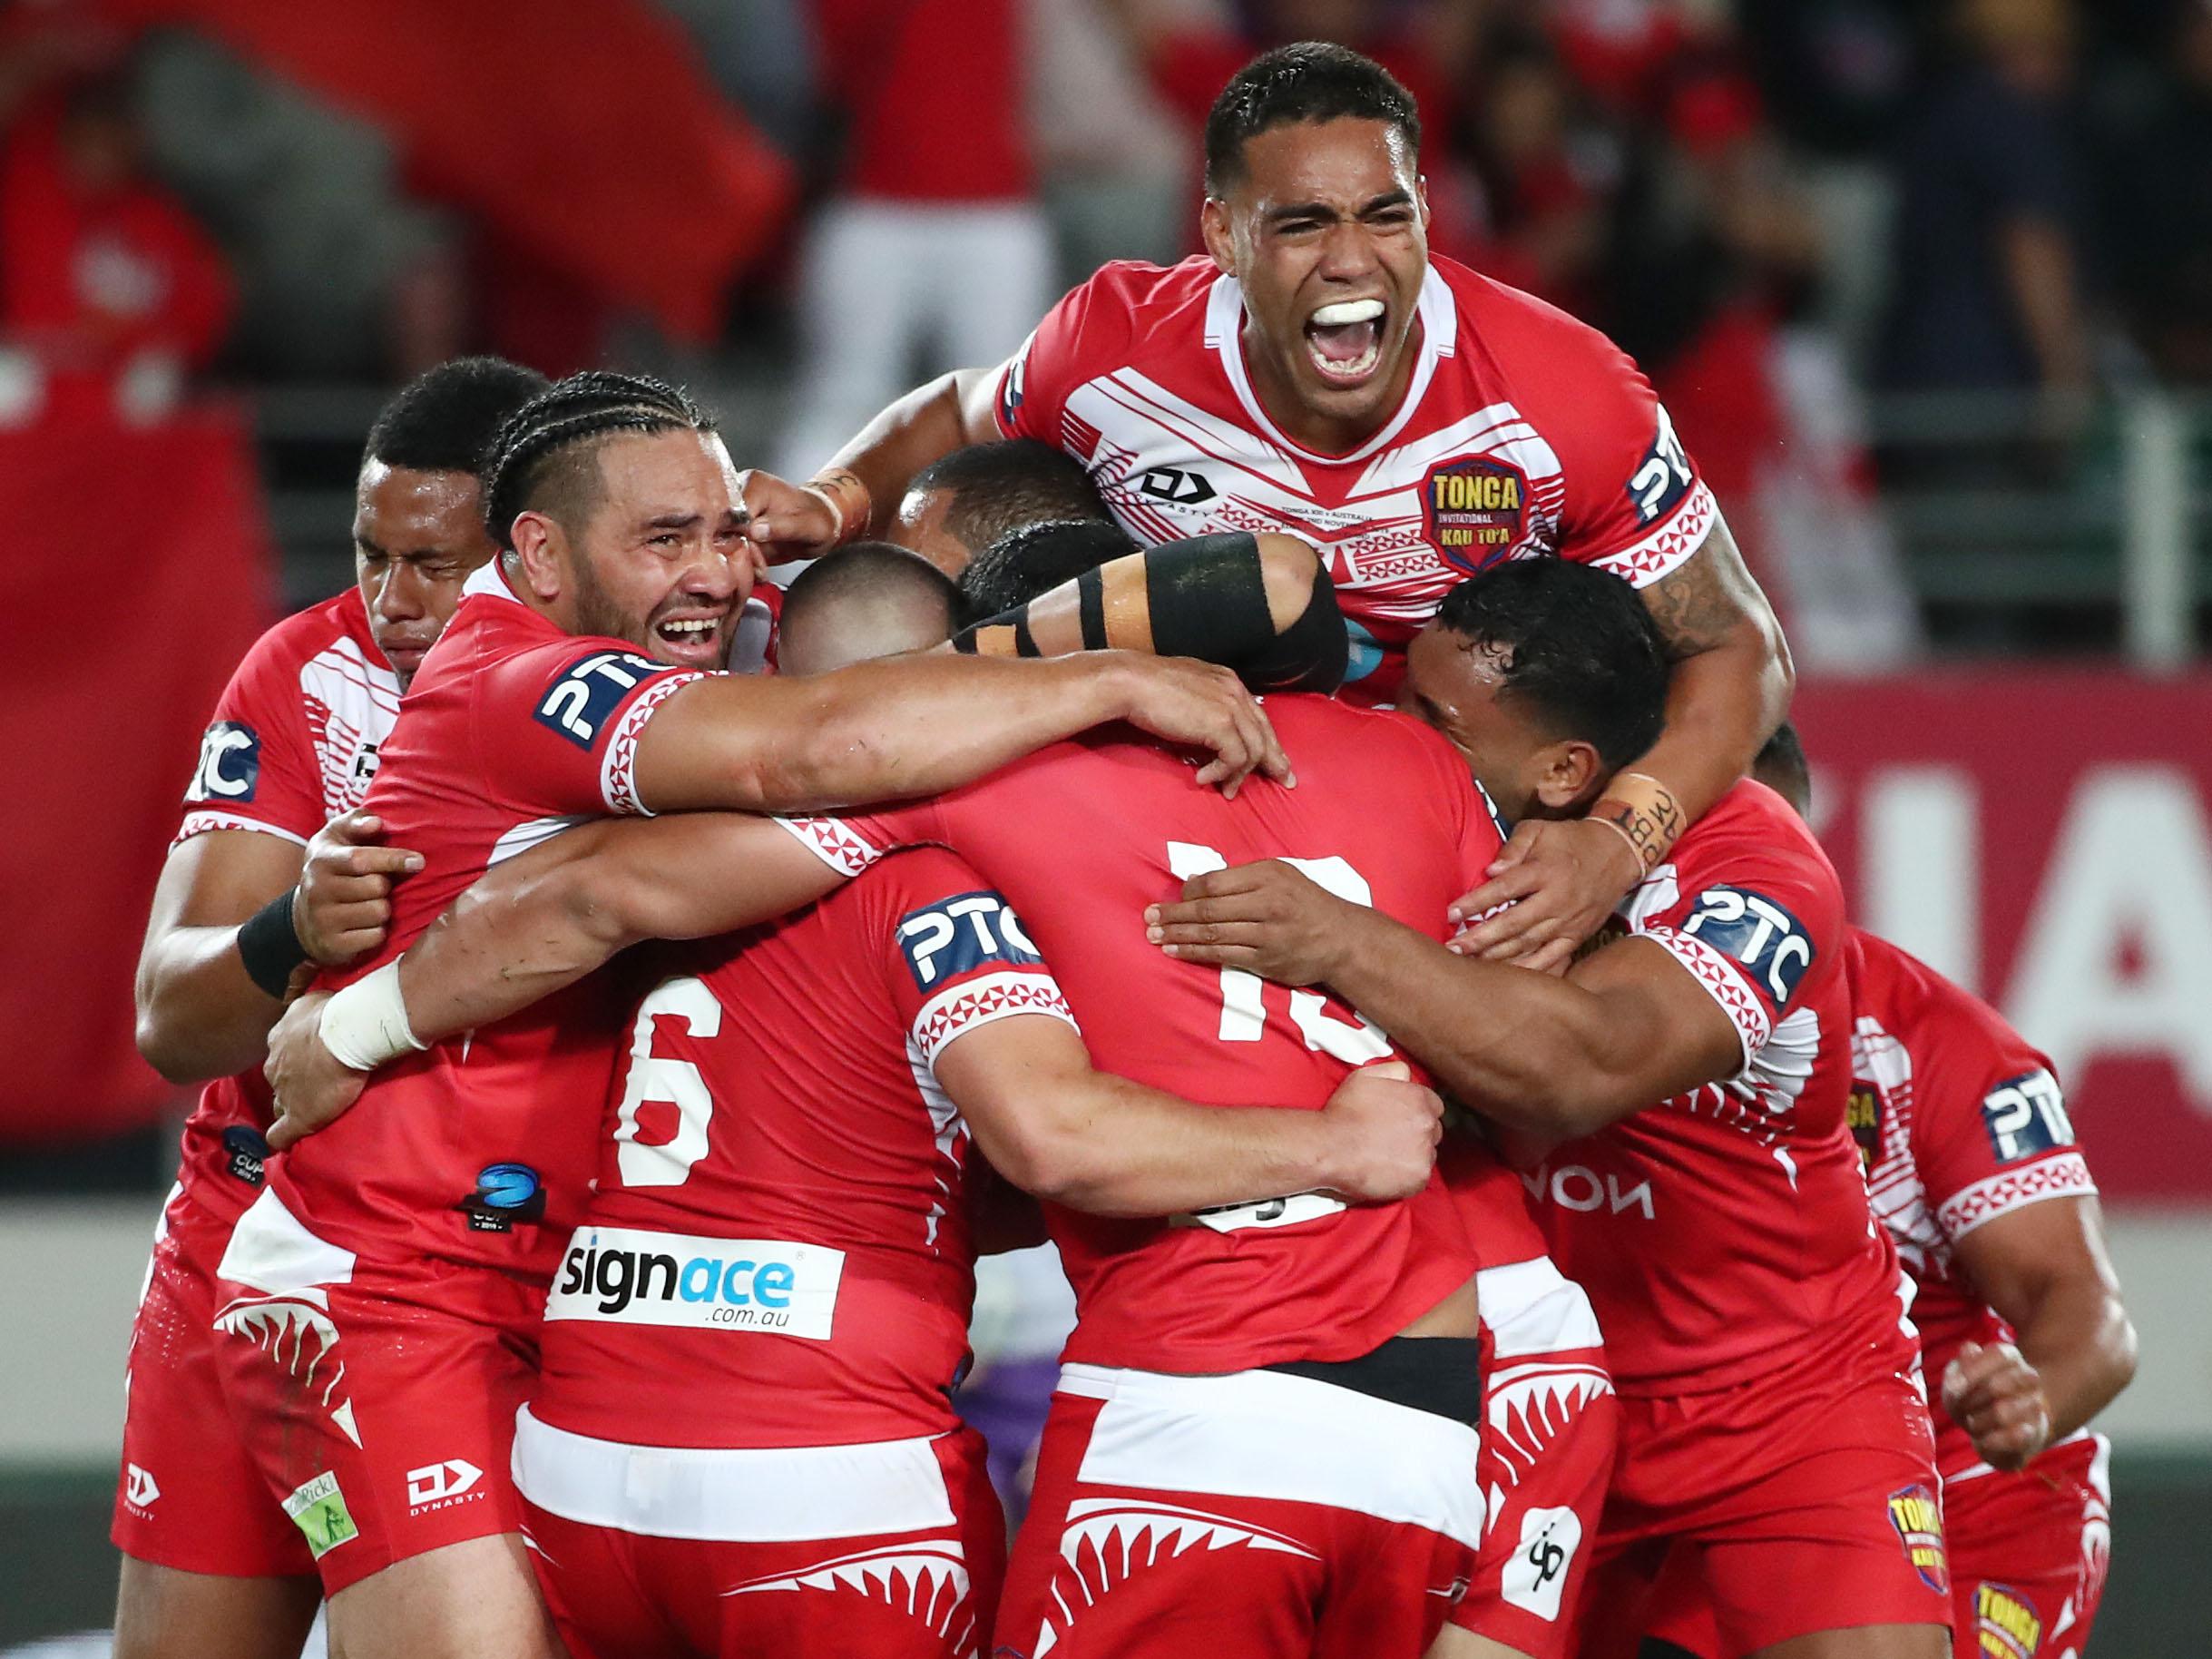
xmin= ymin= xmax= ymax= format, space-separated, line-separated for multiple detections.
xmin=123 ymin=1463 xmax=160 ymax=1510
xmin=1886 ymin=1483 xmax=1949 ymax=1594
xmin=405 ymin=1458 xmax=484 ymax=1513
xmin=1501 ymin=1506 xmax=1581 ymax=1622
xmin=1974 ymin=1582 xmax=2042 ymax=1659
xmin=282 ymin=1470 xmax=359 ymax=1558
xmin=221 ymin=1125 xmax=269 ymax=1185
xmin=458 ymin=1162 xmax=544 ymax=1233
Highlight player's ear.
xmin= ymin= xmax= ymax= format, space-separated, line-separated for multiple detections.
xmin=508 ymin=511 xmax=566 ymax=604
xmin=1200 ymin=196 xmax=1236 ymax=276
xmin=1531 ymin=739 xmax=1603 ymax=812
xmin=1415 ymin=174 xmax=1431 ymax=230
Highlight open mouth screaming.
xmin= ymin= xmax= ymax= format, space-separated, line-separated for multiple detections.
xmin=1304 ymin=298 xmax=1386 ymax=386
xmin=651 ymin=612 xmax=727 ymax=668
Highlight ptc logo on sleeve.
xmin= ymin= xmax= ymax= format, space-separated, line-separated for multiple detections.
xmin=548 ymin=1226 xmax=846 ymax=1339
xmin=533 ymin=651 xmax=675 ymax=748
xmin=897 ymin=891 xmax=1042 ymax=990
xmin=1680 ymin=886 xmax=1815 ymax=1006
xmin=281 ymin=1471 xmax=359 ymax=1558
xmin=1982 ymin=1069 xmax=2072 ymax=1164
xmin=1624 ymin=403 xmax=1694 ymax=524
xmin=187 ymin=721 xmax=260 ymax=802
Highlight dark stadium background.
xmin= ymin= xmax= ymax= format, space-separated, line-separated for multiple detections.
xmin=3 ymin=0 xmax=2207 ymax=1651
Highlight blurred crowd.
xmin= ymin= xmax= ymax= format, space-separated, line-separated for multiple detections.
xmin=1 ymin=0 xmax=2208 ymax=652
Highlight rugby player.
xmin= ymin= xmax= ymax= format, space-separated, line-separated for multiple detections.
xmin=115 ymin=357 xmax=549 ymax=1659
xmin=208 ymin=371 xmax=1287 ymax=1659
xmin=888 ymin=437 xmax=1115 ymax=575
xmin=1147 ymin=562 xmax=1951 ymax=1659
xmin=1639 ymin=731 xmax=2137 ymax=1659
xmin=739 ymin=43 xmax=1794 ymax=973
xmin=360 ymin=557 xmax=1438 ymax=1659
xmin=261 ymin=705 xmax=1526 ymax=1654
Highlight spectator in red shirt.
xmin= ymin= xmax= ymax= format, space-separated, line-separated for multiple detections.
xmin=778 ymin=0 xmax=1054 ymax=475
xmin=0 ymin=71 xmax=232 ymax=423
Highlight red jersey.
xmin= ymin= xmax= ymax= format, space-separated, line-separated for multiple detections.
xmin=1847 ymin=928 xmax=2098 ymax=1477
xmin=1526 ymin=781 xmax=1912 ymax=1396
xmin=534 ymin=848 xmax=1076 ymax=1449
xmin=267 ymin=564 xmax=710 ymax=1281
xmin=167 ymin=589 xmax=400 ymax=1231
xmin=994 ymin=253 xmax=1716 ymax=702
xmin=779 ymin=694 xmax=1497 ymax=1376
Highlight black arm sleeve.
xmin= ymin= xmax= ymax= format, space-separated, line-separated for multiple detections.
xmin=952 ymin=532 xmax=1347 ymax=692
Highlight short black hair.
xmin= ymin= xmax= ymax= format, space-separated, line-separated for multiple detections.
xmin=781 ymin=542 xmax=962 ymax=664
xmin=905 ymin=440 xmax=1112 ymax=559
xmin=1204 ymin=43 xmax=1422 ymax=195
xmin=1752 ymin=721 xmax=1812 ymax=818
xmin=1433 ymin=561 xmax=1669 ymax=769
xmin=363 ymin=357 xmax=551 ymax=476
xmin=961 ymin=519 xmax=1139 ymax=618
xmin=480 ymin=370 xmax=714 ymax=550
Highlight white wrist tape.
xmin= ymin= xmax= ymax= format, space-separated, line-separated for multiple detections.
xmin=317 ymin=961 xmax=427 ymax=1072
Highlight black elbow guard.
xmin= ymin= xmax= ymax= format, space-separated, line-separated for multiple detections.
xmin=1143 ymin=533 xmax=1346 ymax=692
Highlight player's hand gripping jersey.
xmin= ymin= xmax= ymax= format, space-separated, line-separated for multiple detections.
xmin=780 ymin=694 xmax=1499 ymax=1374
xmin=534 ymin=847 xmax=1074 ymax=1450
xmin=115 ymin=588 xmax=398 ymax=1579
xmin=995 ymin=254 xmax=1717 ymax=702
xmin=1536 ymin=781 xmax=1910 ymax=1395
xmin=240 ymin=564 xmax=709 ymax=1283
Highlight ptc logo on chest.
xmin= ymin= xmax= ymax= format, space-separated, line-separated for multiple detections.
xmin=1423 ymin=456 xmax=1529 ymax=574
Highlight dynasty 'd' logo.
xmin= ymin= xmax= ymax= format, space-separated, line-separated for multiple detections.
xmin=1424 ymin=456 xmax=1529 ymax=573
xmin=1886 ymin=1484 xmax=1949 ymax=1594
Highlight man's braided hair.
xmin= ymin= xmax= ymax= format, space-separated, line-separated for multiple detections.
xmin=479 ymin=370 xmax=714 ymax=551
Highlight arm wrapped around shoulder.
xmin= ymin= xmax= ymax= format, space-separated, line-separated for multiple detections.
xmin=954 ymin=531 xmax=1346 ymax=692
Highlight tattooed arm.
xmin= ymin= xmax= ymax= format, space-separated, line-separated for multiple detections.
xmin=1452 ymin=514 xmax=1793 ymax=968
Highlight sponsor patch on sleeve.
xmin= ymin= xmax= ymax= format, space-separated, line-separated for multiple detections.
xmin=187 ymin=720 xmax=261 ymax=802
xmin=1679 ymin=885 xmax=1816 ymax=1007
xmin=533 ymin=651 xmax=680 ymax=748
xmin=896 ymin=890 xmax=1043 ymax=991
xmin=1980 ymin=1068 xmax=2073 ymax=1163
xmin=1623 ymin=403 xmax=1694 ymax=525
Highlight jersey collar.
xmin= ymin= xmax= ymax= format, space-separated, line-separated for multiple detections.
xmin=1207 ymin=263 xmax=1457 ymax=466
xmin=462 ymin=559 xmax=524 ymax=604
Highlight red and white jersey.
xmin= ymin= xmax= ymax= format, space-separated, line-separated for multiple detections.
xmin=534 ymin=847 xmax=1077 ymax=1450
xmin=1528 ymin=781 xmax=1913 ymax=1396
xmin=994 ymin=254 xmax=1717 ymax=703
xmin=1846 ymin=927 xmax=2098 ymax=1477
xmin=778 ymin=694 xmax=1496 ymax=1376
xmin=267 ymin=564 xmax=711 ymax=1281
xmin=168 ymin=589 xmax=401 ymax=1231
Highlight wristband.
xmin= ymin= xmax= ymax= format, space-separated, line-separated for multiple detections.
xmin=803 ymin=467 xmax=873 ymax=547
xmin=317 ymin=961 xmax=426 ymax=1072
xmin=236 ymin=889 xmax=308 ymax=1000
xmin=1589 ymin=771 xmax=1687 ymax=875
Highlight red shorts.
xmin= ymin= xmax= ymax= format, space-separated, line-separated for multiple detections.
xmin=995 ymin=1361 xmax=1486 ymax=1659
xmin=113 ymin=1184 xmax=315 ymax=1578
xmin=1582 ymin=1339 xmax=1951 ymax=1657
xmin=1639 ymin=1435 xmax=2109 ymax=1659
xmin=1451 ymin=1257 xmax=1619 ymax=1659
xmin=211 ymin=1190 xmax=541 ymax=1595
xmin=514 ymin=1410 xmax=1003 ymax=1659
xmin=1943 ymin=1435 xmax=2110 ymax=1659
